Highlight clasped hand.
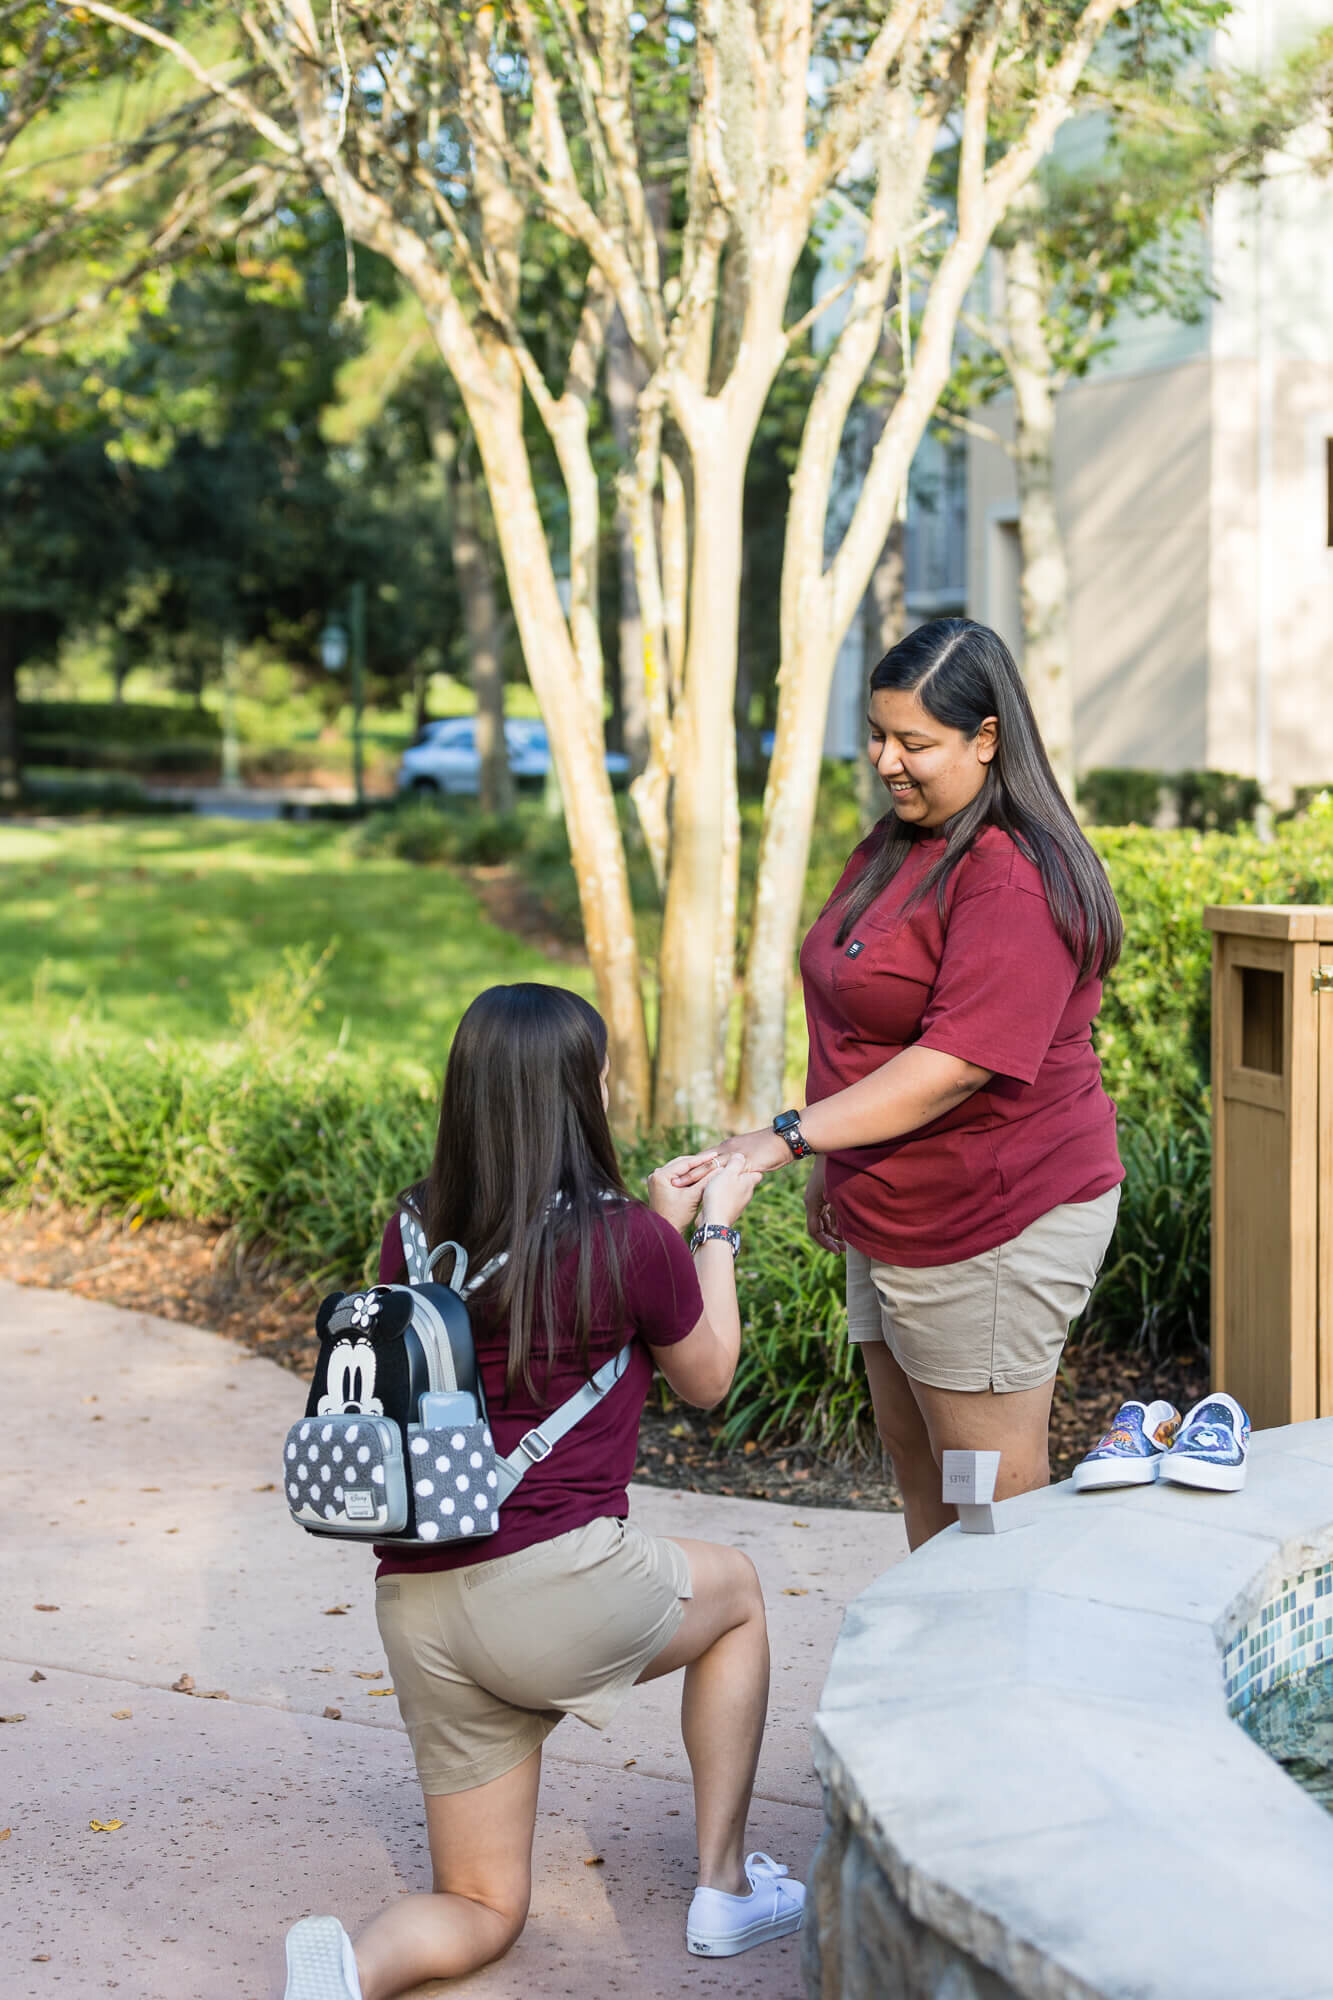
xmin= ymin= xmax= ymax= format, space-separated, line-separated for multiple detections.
xmin=645 ymin=1149 xmax=763 ymax=1235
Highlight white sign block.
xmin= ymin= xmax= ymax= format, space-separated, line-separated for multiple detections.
xmin=941 ymin=1450 xmax=1001 ymax=1506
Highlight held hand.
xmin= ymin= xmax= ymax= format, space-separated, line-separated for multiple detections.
xmin=671 ymin=1127 xmax=791 ymax=1185
xmin=803 ymin=1156 xmax=844 ymax=1255
xmin=647 ymin=1153 xmax=719 ymax=1231
xmin=699 ymin=1153 xmax=764 ymax=1229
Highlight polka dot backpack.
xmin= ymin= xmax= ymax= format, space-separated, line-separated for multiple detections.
xmin=282 ymin=1211 xmax=632 ymax=1548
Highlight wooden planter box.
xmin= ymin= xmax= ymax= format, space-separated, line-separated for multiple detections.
xmin=1208 ymin=905 xmax=1333 ymax=1428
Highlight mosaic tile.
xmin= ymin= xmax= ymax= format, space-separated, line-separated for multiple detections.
xmin=1224 ymin=1558 xmax=1333 ymax=1715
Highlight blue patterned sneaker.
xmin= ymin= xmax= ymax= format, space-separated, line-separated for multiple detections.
xmin=1159 ymin=1392 xmax=1250 ymax=1492
xmin=1072 ymin=1400 xmax=1181 ymax=1490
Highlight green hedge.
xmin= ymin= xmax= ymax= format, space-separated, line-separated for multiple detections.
xmin=1077 ymin=767 xmax=1266 ymax=833
xmin=19 ymin=702 xmax=223 ymax=778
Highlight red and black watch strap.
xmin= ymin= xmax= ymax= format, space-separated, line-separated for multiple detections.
xmin=773 ymin=1110 xmax=813 ymax=1160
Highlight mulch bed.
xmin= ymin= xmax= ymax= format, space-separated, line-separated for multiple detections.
xmin=0 ymin=1204 xmax=1209 ymax=1511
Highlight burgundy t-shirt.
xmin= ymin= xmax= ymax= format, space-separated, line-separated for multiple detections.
xmin=373 ymin=1200 xmax=702 ymax=1576
xmin=800 ymin=824 xmax=1122 ymax=1267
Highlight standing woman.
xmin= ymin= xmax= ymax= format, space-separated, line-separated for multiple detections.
xmin=691 ymin=620 xmax=1123 ymax=1548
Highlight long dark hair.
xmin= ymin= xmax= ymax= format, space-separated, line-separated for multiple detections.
xmin=836 ymin=619 xmax=1122 ymax=981
xmin=402 ymin=984 xmax=628 ymax=1398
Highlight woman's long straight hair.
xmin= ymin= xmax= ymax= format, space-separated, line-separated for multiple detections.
xmin=836 ymin=619 xmax=1123 ymax=980
xmin=402 ymin=984 xmax=628 ymax=1398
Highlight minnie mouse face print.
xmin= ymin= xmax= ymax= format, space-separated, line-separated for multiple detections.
xmin=316 ymin=1333 xmax=385 ymax=1416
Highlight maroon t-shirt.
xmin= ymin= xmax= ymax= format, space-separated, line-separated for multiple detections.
xmin=373 ymin=1200 xmax=702 ymax=1576
xmin=800 ymin=824 xmax=1122 ymax=1267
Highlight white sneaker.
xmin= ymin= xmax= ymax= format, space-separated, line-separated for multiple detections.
xmin=1159 ymin=1392 xmax=1251 ymax=1492
xmin=1072 ymin=1400 xmax=1181 ymax=1491
xmin=283 ymin=1917 xmax=363 ymax=2000
xmin=686 ymin=1852 xmax=805 ymax=1957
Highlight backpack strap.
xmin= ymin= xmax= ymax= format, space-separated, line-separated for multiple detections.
xmin=492 ymin=1342 xmax=635 ymax=1503
xmin=398 ymin=1210 xmax=432 ymax=1284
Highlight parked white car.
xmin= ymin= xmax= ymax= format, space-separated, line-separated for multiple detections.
xmin=396 ymin=718 xmax=630 ymax=797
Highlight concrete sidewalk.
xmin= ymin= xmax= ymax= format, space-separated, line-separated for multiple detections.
xmin=2 ymin=1281 xmax=905 ymax=1999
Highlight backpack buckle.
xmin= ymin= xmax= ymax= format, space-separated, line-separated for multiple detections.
xmin=517 ymin=1427 xmax=553 ymax=1465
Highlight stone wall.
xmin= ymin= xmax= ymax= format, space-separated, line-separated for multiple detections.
xmin=803 ymin=1784 xmax=1024 ymax=2000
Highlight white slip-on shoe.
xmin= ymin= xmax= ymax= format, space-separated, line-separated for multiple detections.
xmin=283 ymin=1916 xmax=363 ymax=2000
xmin=1072 ymin=1400 xmax=1181 ymax=1491
xmin=1159 ymin=1392 xmax=1251 ymax=1492
xmin=686 ymin=1851 xmax=806 ymax=1957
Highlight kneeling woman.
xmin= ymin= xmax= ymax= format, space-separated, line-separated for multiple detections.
xmin=282 ymin=984 xmax=803 ymax=2000
xmin=694 ymin=619 xmax=1124 ymax=1549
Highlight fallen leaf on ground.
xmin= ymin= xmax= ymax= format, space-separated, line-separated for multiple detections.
xmin=323 ymin=1706 xmax=342 ymax=1721
xmin=33 ymin=1954 xmax=50 ymax=1961
xmin=351 ymin=1670 xmax=383 ymax=1680
xmin=33 ymin=1604 xmax=59 ymax=1612
xmin=140 ymin=1487 xmax=160 ymax=1493
xmin=0 ymin=1714 xmax=26 ymax=1724
xmin=170 ymin=1673 xmax=195 ymax=1693
xmin=111 ymin=1711 xmax=132 ymax=1720
xmin=193 ymin=1689 xmax=229 ymax=1700
xmin=253 ymin=1483 xmax=275 ymax=1492
xmin=781 ymin=1588 xmax=809 ymax=1597
xmin=367 ymin=1688 xmax=395 ymax=1698
xmin=790 ymin=1521 xmax=809 ymax=1529
xmin=622 ymin=1759 xmax=636 ymax=1768
xmin=89 ymin=1819 xmax=124 ymax=1833
xmin=164 ymin=1527 xmax=179 ymax=1535
xmin=583 ymin=1855 xmax=605 ymax=1866
xmin=0 ymin=1829 xmax=10 ymax=1841
xmin=29 ymin=1671 xmax=45 ymax=1683
xmin=322 ymin=1606 xmax=349 ymax=1616
xmin=311 ymin=1667 xmax=333 ymax=1674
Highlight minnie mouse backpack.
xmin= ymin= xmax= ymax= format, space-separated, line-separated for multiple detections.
xmin=282 ymin=1212 xmax=631 ymax=1549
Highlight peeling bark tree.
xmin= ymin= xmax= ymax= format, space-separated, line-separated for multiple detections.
xmin=45 ymin=0 xmax=1147 ymax=1131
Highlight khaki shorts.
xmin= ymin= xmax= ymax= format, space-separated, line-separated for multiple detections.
xmin=374 ymin=1515 xmax=692 ymax=1795
xmin=844 ymin=1186 xmax=1121 ymax=1394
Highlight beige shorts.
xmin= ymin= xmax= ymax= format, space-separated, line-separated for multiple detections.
xmin=374 ymin=1515 xmax=692 ymax=1795
xmin=844 ymin=1186 xmax=1121 ymax=1394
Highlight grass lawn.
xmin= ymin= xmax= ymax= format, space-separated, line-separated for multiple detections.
xmin=0 ymin=819 xmax=592 ymax=1072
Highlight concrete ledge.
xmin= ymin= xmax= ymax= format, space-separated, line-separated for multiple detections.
xmin=807 ymin=1421 xmax=1333 ymax=2000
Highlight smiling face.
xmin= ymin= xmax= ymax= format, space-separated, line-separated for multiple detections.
xmin=867 ymin=685 xmax=998 ymax=830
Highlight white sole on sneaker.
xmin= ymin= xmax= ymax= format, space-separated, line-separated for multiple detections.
xmin=686 ymin=1903 xmax=804 ymax=1957
xmin=1160 ymin=1456 xmax=1245 ymax=1492
xmin=284 ymin=1917 xmax=360 ymax=2000
xmin=1072 ymin=1456 xmax=1160 ymax=1490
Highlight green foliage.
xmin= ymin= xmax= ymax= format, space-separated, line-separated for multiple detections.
xmin=355 ymin=801 xmax=529 ymax=869
xmin=1078 ymin=767 xmax=1263 ymax=835
xmin=1083 ymin=1109 xmax=1211 ymax=1362
xmin=1078 ymin=767 xmax=1163 ymax=826
xmin=19 ymin=700 xmax=222 ymax=745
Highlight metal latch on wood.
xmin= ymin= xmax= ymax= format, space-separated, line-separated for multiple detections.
xmin=1313 ymin=966 xmax=1333 ymax=993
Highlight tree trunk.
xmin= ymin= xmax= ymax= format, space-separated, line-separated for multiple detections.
xmin=606 ymin=309 xmax=648 ymax=776
xmin=653 ymin=437 xmax=747 ymax=1130
xmin=459 ymin=354 xmax=652 ymax=1130
xmin=1003 ymin=221 xmax=1075 ymax=799
xmin=0 ymin=621 xmax=19 ymax=803
xmin=858 ymin=515 xmax=905 ymax=826
xmin=454 ymin=452 xmax=514 ymax=816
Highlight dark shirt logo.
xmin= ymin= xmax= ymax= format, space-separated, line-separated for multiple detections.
xmin=846 ymin=939 xmax=865 ymax=959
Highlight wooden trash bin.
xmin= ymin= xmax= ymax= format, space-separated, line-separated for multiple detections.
xmin=1207 ymin=905 xmax=1333 ymax=1429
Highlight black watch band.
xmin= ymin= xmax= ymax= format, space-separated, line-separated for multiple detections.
xmin=773 ymin=1109 xmax=813 ymax=1160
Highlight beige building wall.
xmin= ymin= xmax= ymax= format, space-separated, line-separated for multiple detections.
xmin=966 ymin=361 xmax=1213 ymax=772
